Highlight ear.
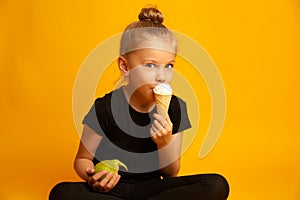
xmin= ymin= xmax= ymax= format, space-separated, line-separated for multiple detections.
xmin=117 ymin=56 xmax=129 ymax=76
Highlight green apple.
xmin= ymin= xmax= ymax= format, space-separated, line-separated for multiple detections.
xmin=94 ymin=159 xmax=128 ymax=180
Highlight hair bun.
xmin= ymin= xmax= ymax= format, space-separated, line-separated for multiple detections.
xmin=138 ymin=7 xmax=164 ymax=24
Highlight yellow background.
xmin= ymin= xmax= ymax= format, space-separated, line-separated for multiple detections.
xmin=1 ymin=0 xmax=299 ymax=199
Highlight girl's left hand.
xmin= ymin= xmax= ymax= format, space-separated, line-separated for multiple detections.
xmin=150 ymin=113 xmax=173 ymax=148
xmin=86 ymin=167 xmax=121 ymax=193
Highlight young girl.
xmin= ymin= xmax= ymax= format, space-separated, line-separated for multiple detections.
xmin=49 ymin=7 xmax=229 ymax=200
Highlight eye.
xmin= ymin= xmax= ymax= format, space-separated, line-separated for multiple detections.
xmin=165 ymin=64 xmax=174 ymax=69
xmin=144 ymin=63 xmax=156 ymax=68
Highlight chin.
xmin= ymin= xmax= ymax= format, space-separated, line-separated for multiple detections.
xmin=149 ymin=95 xmax=155 ymax=103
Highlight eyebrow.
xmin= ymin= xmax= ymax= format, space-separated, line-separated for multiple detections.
xmin=142 ymin=58 xmax=175 ymax=63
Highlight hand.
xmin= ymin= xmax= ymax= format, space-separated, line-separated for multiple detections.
xmin=150 ymin=113 xmax=173 ymax=148
xmin=86 ymin=167 xmax=121 ymax=193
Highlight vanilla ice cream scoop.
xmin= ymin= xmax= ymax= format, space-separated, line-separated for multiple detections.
xmin=153 ymin=84 xmax=172 ymax=118
xmin=153 ymin=83 xmax=172 ymax=95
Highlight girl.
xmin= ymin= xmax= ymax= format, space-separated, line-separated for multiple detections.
xmin=49 ymin=7 xmax=229 ymax=200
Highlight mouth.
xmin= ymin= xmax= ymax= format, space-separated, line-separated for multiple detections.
xmin=148 ymin=83 xmax=157 ymax=89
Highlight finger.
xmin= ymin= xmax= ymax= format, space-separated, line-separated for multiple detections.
xmin=153 ymin=113 xmax=167 ymax=125
xmin=92 ymin=170 xmax=107 ymax=182
xmin=150 ymin=128 xmax=156 ymax=137
xmin=88 ymin=176 xmax=96 ymax=186
xmin=109 ymin=175 xmax=121 ymax=190
xmin=150 ymin=125 xmax=160 ymax=134
xmin=165 ymin=116 xmax=173 ymax=130
xmin=150 ymin=132 xmax=161 ymax=143
xmin=150 ymin=126 xmax=163 ymax=138
xmin=98 ymin=172 xmax=113 ymax=189
xmin=105 ymin=174 xmax=120 ymax=190
xmin=113 ymin=175 xmax=121 ymax=187
xmin=86 ymin=169 xmax=95 ymax=185
xmin=150 ymin=130 xmax=158 ymax=142
xmin=153 ymin=113 xmax=163 ymax=119
xmin=98 ymin=172 xmax=115 ymax=192
xmin=165 ymin=114 xmax=171 ymax=122
xmin=153 ymin=119 xmax=164 ymax=131
xmin=160 ymin=128 xmax=168 ymax=136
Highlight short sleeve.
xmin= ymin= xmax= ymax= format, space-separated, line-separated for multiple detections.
xmin=169 ymin=96 xmax=192 ymax=134
xmin=82 ymin=103 xmax=103 ymax=135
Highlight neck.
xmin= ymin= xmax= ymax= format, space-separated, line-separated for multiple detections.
xmin=122 ymin=86 xmax=155 ymax=113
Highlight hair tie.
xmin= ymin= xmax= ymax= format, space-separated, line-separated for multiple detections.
xmin=141 ymin=18 xmax=160 ymax=24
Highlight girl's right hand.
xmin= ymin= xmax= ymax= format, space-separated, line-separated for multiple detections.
xmin=86 ymin=167 xmax=121 ymax=193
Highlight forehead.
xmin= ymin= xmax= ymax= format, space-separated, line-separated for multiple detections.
xmin=127 ymin=48 xmax=176 ymax=62
xmin=126 ymin=39 xmax=176 ymax=61
xmin=133 ymin=39 xmax=176 ymax=54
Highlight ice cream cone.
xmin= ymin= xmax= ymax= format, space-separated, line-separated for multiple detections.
xmin=153 ymin=84 xmax=172 ymax=119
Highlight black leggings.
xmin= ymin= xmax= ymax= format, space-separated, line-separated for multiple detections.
xmin=49 ymin=173 xmax=229 ymax=200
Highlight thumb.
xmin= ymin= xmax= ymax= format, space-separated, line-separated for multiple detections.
xmin=86 ymin=167 xmax=95 ymax=176
xmin=166 ymin=115 xmax=172 ymax=126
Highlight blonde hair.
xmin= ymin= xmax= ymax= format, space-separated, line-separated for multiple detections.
xmin=115 ymin=7 xmax=177 ymax=88
xmin=120 ymin=7 xmax=177 ymax=55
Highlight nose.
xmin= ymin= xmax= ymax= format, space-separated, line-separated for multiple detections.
xmin=155 ymin=67 xmax=166 ymax=83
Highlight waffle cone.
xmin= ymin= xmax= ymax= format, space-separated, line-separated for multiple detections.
xmin=154 ymin=93 xmax=172 ymax=119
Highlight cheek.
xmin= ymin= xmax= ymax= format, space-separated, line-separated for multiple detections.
xmin=162 ymin=70 xmax=174 ymax=83
xmin=130 ymin=70 xmax=156 ymax=85
xmin=139 ymin=85 xmax=156 ymax=101
xmin=166 ymin=70 xmax=174 ymax=80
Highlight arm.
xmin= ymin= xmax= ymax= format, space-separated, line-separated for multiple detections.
xmin=74 ymin=125 xmax=102 ymax=181
xmin=150 ymin=113 xmax=183 ymax=177
xmin=157 ymin=132 xmax=183 ymax=177
xmin=74 ymin=125 xmax=120 ymax=192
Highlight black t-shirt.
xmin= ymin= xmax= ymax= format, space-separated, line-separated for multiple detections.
xmin=83 ymin=87 xmax=191 ymax=180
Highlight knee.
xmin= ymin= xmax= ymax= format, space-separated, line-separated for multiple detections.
xmin=49 ymin=182 xmax=72 ymax=200
xmin=209 ymin=174 xmax=230 ymax=199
